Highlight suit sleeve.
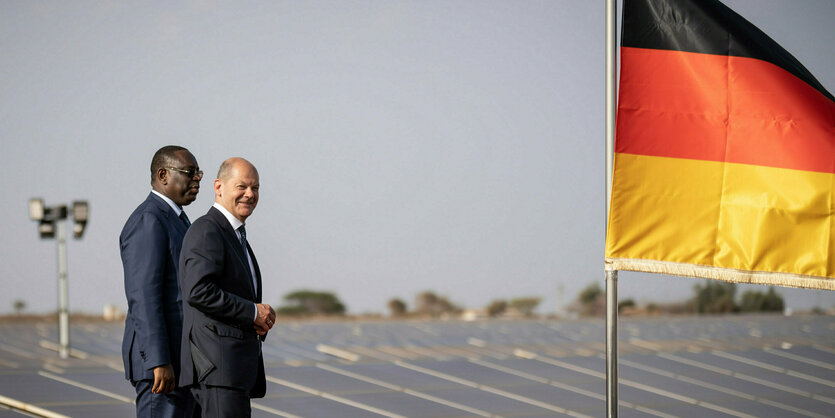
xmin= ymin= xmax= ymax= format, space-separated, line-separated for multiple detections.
xmin=181 ymin=222 xmax=256 ymax=326
xmin=121 ymin=212 xmax=170 ymax=370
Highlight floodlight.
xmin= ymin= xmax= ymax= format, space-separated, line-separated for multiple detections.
xmin=72 ymin=222 xmax=86 ymax=239
xmin=29 ymin=198 xmax=44 ymax=221
xmin=38 ymin=221 xmax=55 ymax=239
xmin=72 ymin=201 xmax=89 ymax=238
xmin=27 ymin=198 xmax=86 ymax=359
xmin=72 ymin=201 xmax=88 ymax=222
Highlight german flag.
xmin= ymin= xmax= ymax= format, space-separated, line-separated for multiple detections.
xmin=605 ymin=0 xmax=835 ymax=290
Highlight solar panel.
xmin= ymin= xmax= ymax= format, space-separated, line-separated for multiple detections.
xmin=0 ymin=315 xmax=832 ymax=417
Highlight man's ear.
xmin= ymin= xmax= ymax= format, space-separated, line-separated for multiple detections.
xmin=157 ymin=168 xmax=169 ymax=185
xmin=214 ymin=178 xmax=222 ymax=197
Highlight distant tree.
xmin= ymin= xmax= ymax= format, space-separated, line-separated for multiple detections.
xmin=387 ymin=298 xmax=408 ymax=317
xmin=275 ymin=305 xmax=308 ymax=316
xmin=617 ymin=299 xmax=636 ymax=313
xmin=435 ymin=297 xmax=458 ymax=314
xmin=579 ymin=283 xmax=602 ymax=305
xmin=739 ymin=290 xmax=763 ymax=313
xmin=278 ymin=290 xmax=346 ymax=316
xmin=509 ymin=297 xmax=541 ymax=317
xmin=414 ymin=291 xmax=459 ymax=317
xmin=760 ymin=287 xmax=784 ymax=312
xmin=12 ymin=299 xmax=25 ymax=316
xmin=739 ymin=287 xmax=784 ymax=313
xmin=692 ymin=281 xmax=738 ymax=314
xmin=486 ymin=300 xmax=507 ymax=317
xmin=568 ymin=282 xmax=606 ymax=317
xmin=415 ymin=291 xmax=438 ymax=315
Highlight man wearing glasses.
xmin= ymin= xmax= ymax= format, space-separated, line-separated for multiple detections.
xmin=120 ymin=145 xmax=203 ymax=417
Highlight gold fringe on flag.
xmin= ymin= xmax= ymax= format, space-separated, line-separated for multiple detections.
xmin=605 ymin=257 xmax=835 ymax=291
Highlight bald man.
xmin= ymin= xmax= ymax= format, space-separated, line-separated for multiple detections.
xmin=178 ymin=158 xmax=275 ymax=417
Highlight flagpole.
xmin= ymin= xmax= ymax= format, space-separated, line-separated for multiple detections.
xmin=604 ymin=0 xmax=618 ymax=417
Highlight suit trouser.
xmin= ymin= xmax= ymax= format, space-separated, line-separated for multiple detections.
xmin=134 ymin=379 xmax=196 ymax=418
xmin=191 ymin=384 xmax=251 ymax=418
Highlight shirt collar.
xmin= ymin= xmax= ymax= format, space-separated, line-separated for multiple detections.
xmin=151 ymin=190 xmax=182 ymax=216
xmin=213 ymin=202 xmax=244 ymax=231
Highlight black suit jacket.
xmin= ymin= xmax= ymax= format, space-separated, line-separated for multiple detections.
xmin=120 ymin=192 xmax=189 ymax=382
xmin=178 ymin=206 xmax=266 ymax=397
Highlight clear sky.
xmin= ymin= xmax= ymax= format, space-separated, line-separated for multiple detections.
xmin=2 ymin=0 xmax=834 ymax=315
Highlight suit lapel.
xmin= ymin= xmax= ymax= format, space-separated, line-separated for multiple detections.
xmin=247 ymin=244 xmax=262 ymax=303
xmin=147 ymin=192 xmax=188 ymax=236
xmin=208 ymin=207 xmax=257 ymax=300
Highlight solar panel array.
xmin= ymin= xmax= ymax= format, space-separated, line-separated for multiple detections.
xmin=0 ymin=314 xmax=833 ymax=417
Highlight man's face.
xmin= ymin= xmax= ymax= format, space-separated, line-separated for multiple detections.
xmin=215 ymin=162 xmax=259 ymax=223
xmin=163 ymin=150 xmax=201 ymax=206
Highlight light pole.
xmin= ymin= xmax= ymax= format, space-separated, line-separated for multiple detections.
xmin=28 ymin=198 xmax=89 ymax=359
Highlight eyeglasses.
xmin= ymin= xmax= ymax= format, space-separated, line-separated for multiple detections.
xmin=167 ymin=167 xmax=203 ymax=179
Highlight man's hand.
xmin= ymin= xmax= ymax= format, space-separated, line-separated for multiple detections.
xmin=152 ymin=364 xmax=175 ymax=394
xmin=254 ymin=303 xmax=276 ymax=335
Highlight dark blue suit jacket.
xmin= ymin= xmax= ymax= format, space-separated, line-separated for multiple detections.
xmin=120 ymin=192 xmax=189 ymax=383
xmin=178 ymin=206 xmax=266 ymax=398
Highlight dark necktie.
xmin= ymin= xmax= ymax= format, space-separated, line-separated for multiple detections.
xmin=179 ymin=211 xmax=191 ymax=227
xmin=238 ymin=225 xmax=247 ymax=253
xmin=238 ymin=225 xmax=257 ymax=294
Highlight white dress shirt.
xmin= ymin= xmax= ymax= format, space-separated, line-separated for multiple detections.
xmin=151 ymin=190 xmax=183 ymax=216
xmin=212 ymin=202 xmax=259 ymax=321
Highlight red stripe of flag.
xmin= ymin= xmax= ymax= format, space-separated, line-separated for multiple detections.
xmin=617 ymin=47 xmax=835 ymax=173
